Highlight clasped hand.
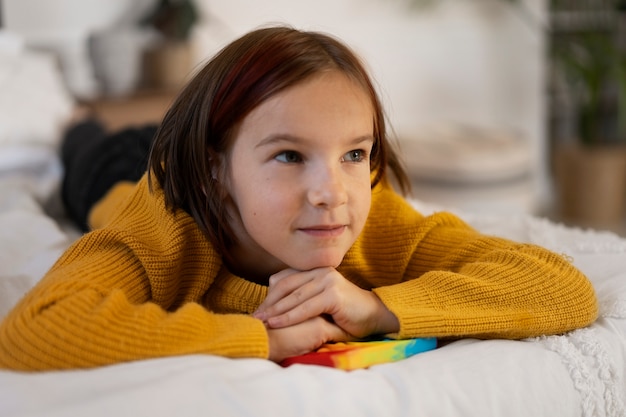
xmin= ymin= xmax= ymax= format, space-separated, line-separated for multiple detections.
xmin=253 ymin=267 xmax=399 ymax=362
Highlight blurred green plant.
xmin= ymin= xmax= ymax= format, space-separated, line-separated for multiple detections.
xmin=549 ymin=0 xmax=626 ymax=146
xmin=552 ymin=26 xmax=626 ymax=146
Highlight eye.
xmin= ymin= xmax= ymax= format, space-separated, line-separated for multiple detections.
xmin=275 ymin=151 xmax=303 ymax=163
xmin=342 ymin=149 xmax=366 ymax=163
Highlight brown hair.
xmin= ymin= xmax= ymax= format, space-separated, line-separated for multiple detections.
xmin=148 ymin=25 xmax=410 ymax=256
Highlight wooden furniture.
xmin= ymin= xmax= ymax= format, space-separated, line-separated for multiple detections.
xmin=85 ymin=90 xmax=177 ymax=131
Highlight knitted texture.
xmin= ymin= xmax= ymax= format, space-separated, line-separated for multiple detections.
xmin=0 ymin=175 xmax=598 ymax=371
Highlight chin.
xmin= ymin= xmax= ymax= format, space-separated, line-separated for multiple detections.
xmin=291 ymin=254 xmax=344 ymax=271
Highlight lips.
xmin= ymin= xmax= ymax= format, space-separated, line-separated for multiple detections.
xmin=298 ymin=225 xmax=347 ymax=238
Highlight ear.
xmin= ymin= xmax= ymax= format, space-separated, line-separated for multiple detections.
xmin=208 ymin=150 xmax=220 ymax=181
xmin=208 ymin=151 xmax=230 ymax=191
xmin=202 ymin=167 xmax=225 ymax=198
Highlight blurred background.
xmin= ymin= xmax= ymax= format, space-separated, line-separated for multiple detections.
xmin=1 ymin=0 xmax=625 ymax=236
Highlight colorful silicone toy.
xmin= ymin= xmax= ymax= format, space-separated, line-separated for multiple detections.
xmin=280 ymin=338 xmax=437 ymax=371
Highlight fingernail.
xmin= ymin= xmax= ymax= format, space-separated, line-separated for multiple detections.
xmin=266 ymin=317 xmax=280 ymax=328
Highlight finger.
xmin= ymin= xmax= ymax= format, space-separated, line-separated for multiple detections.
xmin=263 ymin=273 xmax=330 ymax=323
xmin=254 ymin=270 xmax=299 ymax=316
xmin=320 ymin=318 xmax=355 ymax=343
xmin=264 ymin=290 xmax=329 ymax=328
xmin=268 ymin=268 xmax=298 ymax=287
xmin=259 ymin=267 xmax=344 ymax=323
xmin=254 ymin=270 xmax=314 ymax=317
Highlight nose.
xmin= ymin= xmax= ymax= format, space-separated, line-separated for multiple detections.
xmin=306 ymin=163 xmax=348 ymax=208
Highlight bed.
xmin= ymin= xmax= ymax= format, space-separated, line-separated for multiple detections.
xmin=1 ymin=34 xmax=625 ymax=417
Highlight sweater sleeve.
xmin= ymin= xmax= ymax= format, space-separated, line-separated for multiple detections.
xmin=0 ymin=179 xmax=270 ymax=371
xmin=372 ymin=211 xmax=599 ymax=340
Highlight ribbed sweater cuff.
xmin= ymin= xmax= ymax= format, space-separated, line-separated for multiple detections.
xmin=373 ymin=284 xmax=443 ymax=339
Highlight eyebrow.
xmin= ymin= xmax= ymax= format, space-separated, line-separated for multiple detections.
xmin=255 ymin=133 xmax=375 ymax=149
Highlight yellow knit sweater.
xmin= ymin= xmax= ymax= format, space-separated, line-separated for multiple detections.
xmin=0 ymin=175 xmax=598 ymax=371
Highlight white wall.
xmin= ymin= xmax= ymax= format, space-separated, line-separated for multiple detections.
xmin=192 ymin=0 xmax=549 ymax=213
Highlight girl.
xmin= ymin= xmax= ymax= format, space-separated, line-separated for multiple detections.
xmin=0 ymin=25 xmax=598 ymax=371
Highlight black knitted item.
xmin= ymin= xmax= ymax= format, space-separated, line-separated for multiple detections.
xmin=61 ymin=120 xmax=158 ymax=231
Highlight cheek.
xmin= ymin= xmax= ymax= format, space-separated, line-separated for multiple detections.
xmin=236 ymin=178 xmax=290 ymax=225
xmin=224 ymin=158 xmax=262 ymax=211
xmin=347 ymin=178 xmax=372 ymax=227
xmin=356 ymin=187 xmax=372 ymax=222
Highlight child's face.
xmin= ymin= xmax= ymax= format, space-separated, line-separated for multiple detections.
xmin=224 ymin=71 xmax=374 ymax=275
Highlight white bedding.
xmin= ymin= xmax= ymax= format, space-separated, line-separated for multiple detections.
xmin=1 ymin=33 xmax=625 ymax=417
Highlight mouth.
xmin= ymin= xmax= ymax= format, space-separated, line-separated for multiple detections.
xmin=298 ymin=224 xmax=347 ymax=238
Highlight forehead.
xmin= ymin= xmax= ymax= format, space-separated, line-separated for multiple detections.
xmin=238 ymin=71 xmax=374 ymax=139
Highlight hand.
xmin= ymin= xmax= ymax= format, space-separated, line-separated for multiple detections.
xmin=267 ymin=316 xmax=352 ymax=363
xmin=254 ymin=267 xmax=399 ymax=338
